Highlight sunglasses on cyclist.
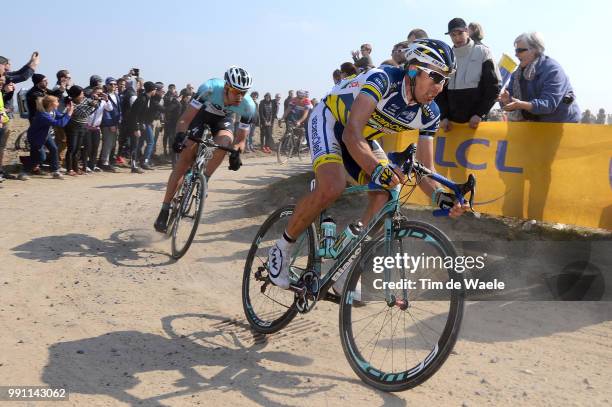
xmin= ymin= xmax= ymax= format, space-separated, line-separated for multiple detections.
xmin=228 ymin=86 xmax=248 ymax=96
xmin=416 ymin=66 xmax=450 ymax=85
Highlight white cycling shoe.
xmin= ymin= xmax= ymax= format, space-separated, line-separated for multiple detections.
xmin=267 ymin=242 xmax=291 ymax=289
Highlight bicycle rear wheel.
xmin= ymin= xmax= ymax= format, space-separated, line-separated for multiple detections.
xmin=276 ymin=134 xmax=294 ymax=165
xmin=242 ymin=205 xmax=316 ymax=334
xmin=339 ymin=220 xmax=464 ymax=392
xmin=171 ymin=172 xmax=207 ymax=259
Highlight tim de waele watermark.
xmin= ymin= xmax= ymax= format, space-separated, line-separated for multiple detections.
xmin=371 ymin=253 xmax=505 ymax=290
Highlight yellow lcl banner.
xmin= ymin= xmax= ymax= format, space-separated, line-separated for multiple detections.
xmin=382 ymin=122 xmax=612 ymax=230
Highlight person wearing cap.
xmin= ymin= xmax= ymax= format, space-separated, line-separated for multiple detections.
xmin=84 ymin=75 xmax=104 ymax=98
xmin=99 ymin=77 xmax=122 ymax=171
xmin=436 ymin=17 xmax=500 ymax=131
xmin=118 ymin=78 xmax=139 ymax=170
xmin=25 ymin=74 xmax=50 ymax=124
xmin=129 ymin=81 xmax=157 ymax=170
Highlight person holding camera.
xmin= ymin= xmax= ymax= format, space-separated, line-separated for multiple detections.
xmin=0 ymin=51 xmax=40 ymax=85
xmin=27 ymin=95 xmax=74 ymax=178
xmin=84 ymin=86 xmax=112 ymax=172
xmin=65 ymin=85 xmax=100 ymax=176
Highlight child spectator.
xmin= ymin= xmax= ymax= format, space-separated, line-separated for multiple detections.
xmin=26 ymin=95 xmax=73 ymax=179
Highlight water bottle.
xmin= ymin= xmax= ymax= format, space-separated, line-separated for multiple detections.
xmin=330 ymin=222 xmax=363 ymax=259
xmin=318 ymin=217 xmax=336 ymax=258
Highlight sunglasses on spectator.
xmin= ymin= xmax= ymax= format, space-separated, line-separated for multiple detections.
xmin=416 ymin=66 xmax=449 ymax=85
xmin=515 ymin=48 xmax=530 ymax=53
xmin=228 ymin=86 xmax=247 ymax=96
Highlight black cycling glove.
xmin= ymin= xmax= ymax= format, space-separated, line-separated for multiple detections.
xmin=172 ymin=132 xmax=187 ymax=153
xmin=228 ymin=150 xmax=242 ymax=171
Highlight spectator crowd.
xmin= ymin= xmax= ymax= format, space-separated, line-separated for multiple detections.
xmin=0 ymin=55 xmax=305 ymax=181
xmin=1 ymin=19 xmax=609 ymax=183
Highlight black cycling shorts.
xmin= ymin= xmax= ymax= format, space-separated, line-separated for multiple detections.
xmin=189 ymin=109 xmax=235 ymax=139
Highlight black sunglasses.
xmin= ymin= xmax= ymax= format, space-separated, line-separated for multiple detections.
xmin=515 ymin=48 xmax=530 ymax=53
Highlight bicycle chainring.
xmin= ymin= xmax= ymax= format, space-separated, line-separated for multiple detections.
xmin=294 ymin=270 xmax=320 ymax=313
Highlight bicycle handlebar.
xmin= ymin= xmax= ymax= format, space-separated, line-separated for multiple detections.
xmin=369 ymin=143 xmax=476 ymax=217
xmin=187 ymin=126 xmax=239 ymax=155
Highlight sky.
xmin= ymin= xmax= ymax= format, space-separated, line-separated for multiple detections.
xmin=2 ymin=0 xmax=610 ymax=114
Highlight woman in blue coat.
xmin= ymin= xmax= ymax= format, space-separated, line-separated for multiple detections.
xmin=500 ymin=32 xmax=580 ymax=123
xmin=27 ymin=95 xmax=73 ymax=178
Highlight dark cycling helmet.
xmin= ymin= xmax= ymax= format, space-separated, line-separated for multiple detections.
xmin=403 ymin=39 xmax=456 ymax=74
xmin=224 ymin=66 xmax=253 ymax=91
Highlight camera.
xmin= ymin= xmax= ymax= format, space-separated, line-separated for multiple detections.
xmin=132 ymin=68 xmax=140 ymax=77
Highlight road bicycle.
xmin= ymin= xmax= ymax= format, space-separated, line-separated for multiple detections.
xmin=166 ymin=126 xmax=237 ymax=259
xmin=242 ymin=144 xmax=476 ymax=391
xmin=277 ymin=121 xmax=308 ymax=165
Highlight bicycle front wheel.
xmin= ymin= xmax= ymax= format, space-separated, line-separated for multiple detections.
xmin=339 ymin=220 xmax=464 ymax=392
xmin=242 ymin=205 xmax=316 ymax=334
xmin=277 ymin=135 xmax=294 ymax=165
xmin=171 ymin=172 xmax=207 ymax=259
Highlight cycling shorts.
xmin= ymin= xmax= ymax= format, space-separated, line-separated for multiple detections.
xmin=188 ymin=108 xmax=238 ymax=139
xmin=307 ymin=102 xmax=388 ymax=186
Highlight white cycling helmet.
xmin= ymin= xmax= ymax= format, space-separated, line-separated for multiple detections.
xmin=224 ymin=66 xmax=253 ymax=91
xmin=403 ymin=39 xmax=456 ymax=74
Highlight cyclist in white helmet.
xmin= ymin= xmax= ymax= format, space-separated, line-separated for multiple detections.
xmin=267 ymin=39 xmax=470 ymax=289
xmin=154 ymin=66 xmax=256 ymax=232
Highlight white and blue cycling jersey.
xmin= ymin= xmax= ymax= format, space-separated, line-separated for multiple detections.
xmin=308 ymin=66 xmax=440 ymax=180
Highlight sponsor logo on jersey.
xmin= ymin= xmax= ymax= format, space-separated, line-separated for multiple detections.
xmin=369 ymin=110 xmax=409 ymax=133
xmin=421 ymin=103 xmax=434 ymax=119
xmin=386 ymin=103 xmax=401 ymax=115
xmin=399 ymin=110 xmax=417 ymax=122
xmin=311 ymin=115 xmax=322 ymax=155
